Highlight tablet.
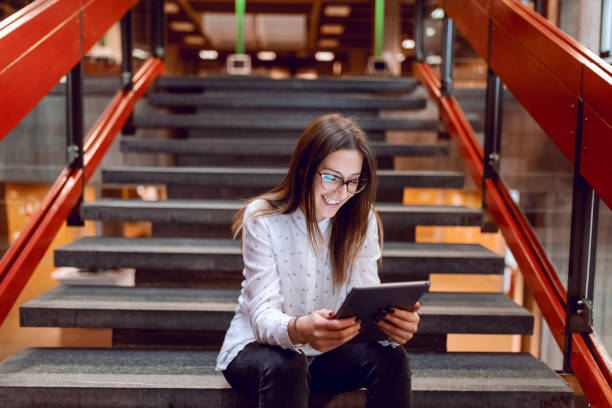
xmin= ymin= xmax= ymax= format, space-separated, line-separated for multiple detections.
xmin=335 ymin=280 xmax=430 ymax=343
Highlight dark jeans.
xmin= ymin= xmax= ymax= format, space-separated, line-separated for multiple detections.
xmin=223 ymin=341 xmax=411 ymax=408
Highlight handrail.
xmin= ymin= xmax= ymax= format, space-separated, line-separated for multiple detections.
xmin=0 ymin=0 xmax=164 ymax=325
xmin=0 ymin=0 xmax=138 ymax=141
xmin=415 ymin=59 xmax=612 ymax=408
xmin=0 ymin=57 xmax=163 ymax=325
xmin=438 ymin=0 xmax=612 ymax=211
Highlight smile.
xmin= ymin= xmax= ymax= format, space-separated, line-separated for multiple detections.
xmin=322 ymin=195 xmax=340 ymax=205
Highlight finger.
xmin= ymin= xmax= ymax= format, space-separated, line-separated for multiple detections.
xmin=377 ymin=315 xmax=419 ymax=335
xmin=384 ymin=307 xmax=419 ymax=322
xmin=318 ymin=321 xmax=361 ymax=340
xmin=314 ymin=309 xmax=335 ymax=319
xmin=379 ymin=310 xmax=420 ymax=327
xmin=314 ymin=327 xmax=360 ymax=352
xmin=375 ymin=319 xmax=414 ymax=343
xmin=318 ymin=315 xmax=361 ymax=331
xmin=410 ymin=302 xmax=422 ymax=313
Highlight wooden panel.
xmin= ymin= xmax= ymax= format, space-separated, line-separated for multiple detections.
xmin=583 ymin=62 xmax=612 ymax=130
xmin=444 ymin=0 xmax=489 ymax=59
xmin=489 ymin=22 xmax=577 ymax=163
xmin=82 ymin=0 xmax=134 ymax=53
xmin=580 ymin=105 xmax=612 ymax=210
xmin=0 ymin=0 xmax=80 ymax=70
xmin=490 ymin=0 xmax=583 ymax=95
xmin=0 ymin=11 xmax=80 ymax=140
xmin=0 ymin=0 xmax=136 ymax=141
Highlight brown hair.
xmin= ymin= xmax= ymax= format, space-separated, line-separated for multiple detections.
xmin=232 ymin=113 xmax=382 ymax=288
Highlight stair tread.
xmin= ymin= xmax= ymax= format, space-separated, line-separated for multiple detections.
xmin=120 ymin=138 xmax=450 ymax=157
xmin=155 ymin=75 xmax=419 ymax=92
xmin=148 ymin=92 xmax=427 ymax=110
xmin=54 ymin=237 xmax=504 ymax=276
xmin=101 ymin=166 xmax=465 ymax=189
xmin=21 ymin=286 xmax=533 ymax=334
xmin=132 ymin=113 xmax=438 ymax=131
xmin=0 ymin=348 xmax=573 ymax=407
xmin=56 ymin=237 xmax=501 ymax=258
xmin=82 ymin=199 xmax=482 ymax=226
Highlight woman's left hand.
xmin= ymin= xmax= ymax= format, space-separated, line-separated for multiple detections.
xmin=374 ymin=302 xmax=421 ymax=344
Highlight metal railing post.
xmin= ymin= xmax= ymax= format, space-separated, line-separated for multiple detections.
xmin=440 ymin=17 xmax=454 ymax=96
xmin=152 ymin=0 xmax=165 ymax=60
xmin=65 ymin=62 xmax=85 ymax=226
xmin=534 ymin=0 xmax=546 ymax=15
xmin=121 ymin=8 xmax=135 ymax=134
xmin=415 ymin=0 xmax=425 ymax=62
xmin=563 ymin=98 xmax=598 ymax=373
xmin=481 ymin=19 xmax=503 ymax=232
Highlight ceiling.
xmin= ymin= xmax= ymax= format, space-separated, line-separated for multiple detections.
xmin=163 ymin=0 xmax=421 ymax=65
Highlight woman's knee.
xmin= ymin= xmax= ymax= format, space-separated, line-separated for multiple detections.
xmin=381 ymin=346 xmax=410 ymax=378
xmin=259 ymin=345 xmax=309 ymax=383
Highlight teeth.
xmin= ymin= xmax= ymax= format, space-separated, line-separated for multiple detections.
xmin=323 ymin=195 xmax=340 ymax=205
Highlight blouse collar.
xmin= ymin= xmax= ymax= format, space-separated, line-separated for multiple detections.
xmin=292 ymin=206 xmax=330 ymax=236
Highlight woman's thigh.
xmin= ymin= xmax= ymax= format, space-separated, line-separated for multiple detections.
xmin=223 ymin=342 xmax=310 ymax=401
xmin=308 ymin=342 xmax=410 ymax=393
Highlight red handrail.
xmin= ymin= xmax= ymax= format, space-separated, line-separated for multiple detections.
xmin=416 ymin=59 xmax=612 ymax=407
xmin=439 ymin=0 xmax=612 ymax=211
xmin=0 ymin=0 xmax=138 ymax=141
xmin=0 ymin=0 xmax=164 ymax=325
xmin=0 ymin=57 xmax=163 ymax=326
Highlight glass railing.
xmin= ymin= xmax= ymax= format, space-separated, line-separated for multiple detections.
xmin=497 ymin=91 xmax=574 ymax=288
xmin=593 ymin=200 xmax=612 ymax=356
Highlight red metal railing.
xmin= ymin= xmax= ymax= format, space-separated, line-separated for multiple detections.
xmin=416 ymin=1 xmax=612 ymax=405
xmin=440 ymin=0 xmax=612 ymax=210
xmin=0 ymin=0 xmax=163 ymax=324
xmin=0 ymin=0 xmax=138 ymax=141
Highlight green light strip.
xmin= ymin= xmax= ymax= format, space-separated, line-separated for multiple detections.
xmin=236 ymin=0 xmax=245 ymax=54
xmin=375 ymin=0 xmax=384 ymax=58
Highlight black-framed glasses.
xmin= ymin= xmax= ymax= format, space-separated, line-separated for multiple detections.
xmin=317 ymin=171 xmax=368 ymax=194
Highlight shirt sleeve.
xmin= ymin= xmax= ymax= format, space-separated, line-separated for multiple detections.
xmin=239 ymin=205 xmax=295 ymax=350
xmin=348 ymin=209 xmax=382 ymax=289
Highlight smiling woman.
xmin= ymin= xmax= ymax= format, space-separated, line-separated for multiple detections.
xmin=216 ymin=114 xmax=421 ymax=408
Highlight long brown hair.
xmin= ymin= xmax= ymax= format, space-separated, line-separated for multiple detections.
xmin=232 ymin=113 xmax=382 ymax=288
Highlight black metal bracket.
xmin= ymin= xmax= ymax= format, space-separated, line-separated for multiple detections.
xmin=480 ymin=69 xmax=503 ymax=234
xmin=440 ymin=17 xmax=454 ymax=97
xmin=481 ymin=19 xmax=503 ymax=234
xmin=563 ymin=98 xmax=598 ymax=373
xmin=534 ymin=0 xmax=546 ymax=16
xmin=415 ymin=0 xmax=425 ymax=63
xmin=152 ymin=0 xmax=166 ymax=60
xmin=120 ymin=8 xmax=136 ymax=135
xmin=65 ymin=61 xmax=85 ymax=227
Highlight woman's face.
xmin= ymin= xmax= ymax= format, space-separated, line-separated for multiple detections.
xmin=313 ymin=148 xmax=363 ymax=222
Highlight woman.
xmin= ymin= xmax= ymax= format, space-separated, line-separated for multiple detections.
xmin=216 ymin=113 xmax=420 ymax=407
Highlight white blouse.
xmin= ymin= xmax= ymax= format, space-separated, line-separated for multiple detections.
xmin=216 ymin=199 xmax=382 ymax=371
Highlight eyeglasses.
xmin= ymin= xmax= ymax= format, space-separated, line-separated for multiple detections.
xmin=317 ymin=171 xmax=368 ymax=194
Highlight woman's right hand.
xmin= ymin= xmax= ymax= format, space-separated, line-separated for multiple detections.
xmin=293 ymin=309 xmax=361 ymax=352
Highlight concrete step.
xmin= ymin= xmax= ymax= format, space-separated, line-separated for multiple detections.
xmin=155 ymin=75 xmax=419 ymax=93
xmin=183 ymin=129 xmax=386 ymax=141
xmin=120 ymin=138 xmax=450 ymax=159
xmin=101 ymin=167 xmax=465 ymax=191
xmin=148 ymin=92 xmax=427 ymax=110
xmin=132 ymin=113 xmax=438 ymax=132
xmin=54 ymin=238 xmax=504 ymax=278
xmin=21 ymin=286 xmax=534 ymax=335
xmin=0 ymin=348 xmax=574 ymax=407
xmin=82 ymin=200 xmax=482 ymax=227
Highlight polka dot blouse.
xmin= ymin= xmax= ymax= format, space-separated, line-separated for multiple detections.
xmin=216 ymin=199 xmax=382 ymax=371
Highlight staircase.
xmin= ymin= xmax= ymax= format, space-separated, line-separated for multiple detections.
xmin=0 ymin=75 xmax=574 ymax=407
